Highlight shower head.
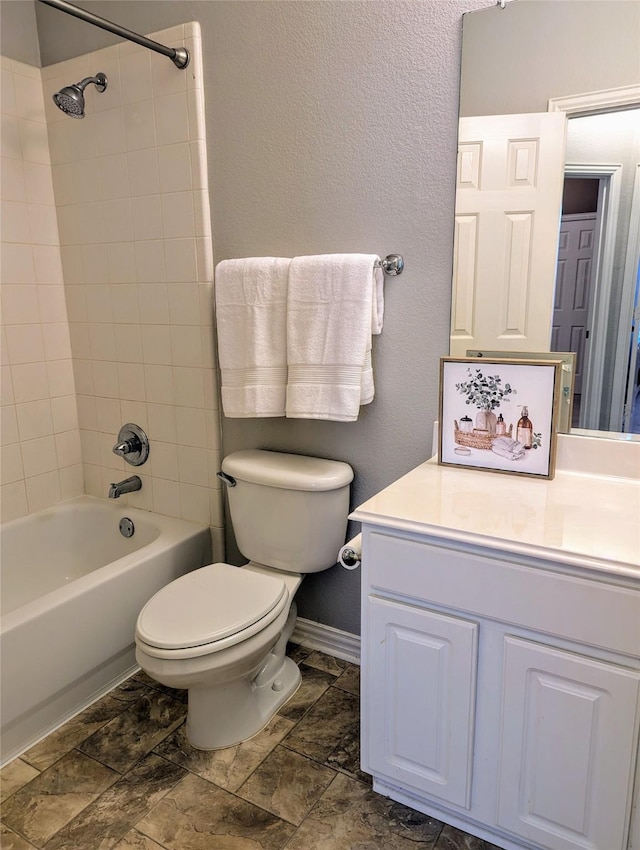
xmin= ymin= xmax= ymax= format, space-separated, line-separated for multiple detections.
xmin=53 ymin=73 xmax=107 ymax=118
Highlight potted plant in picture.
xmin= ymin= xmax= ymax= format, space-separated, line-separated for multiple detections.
xmin=455 ymin=367 xmax=516 ymax=435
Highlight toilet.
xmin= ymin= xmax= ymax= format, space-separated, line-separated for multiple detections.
xmin=134 ymin=449 xmax=354 ymax=750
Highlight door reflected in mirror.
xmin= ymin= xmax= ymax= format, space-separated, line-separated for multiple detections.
xmin=452 ymin=0 xmax=640 ymax=435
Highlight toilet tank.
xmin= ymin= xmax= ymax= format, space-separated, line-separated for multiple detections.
xmin=221 ymin=450 xmax=354 ymax=573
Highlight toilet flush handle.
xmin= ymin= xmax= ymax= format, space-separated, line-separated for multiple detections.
xmin=216 ymin=471 xmax=236 ymax=487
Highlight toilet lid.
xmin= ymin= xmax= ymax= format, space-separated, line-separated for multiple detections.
xmin=136 ymin=563 xmax=287 ymax=650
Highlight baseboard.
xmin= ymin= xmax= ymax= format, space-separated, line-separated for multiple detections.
xmin=291 ymin=617 xmax=360 ymax=665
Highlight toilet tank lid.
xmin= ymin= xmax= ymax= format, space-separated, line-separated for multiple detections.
xmin=222 ymin=450 xmax=353 ymax=491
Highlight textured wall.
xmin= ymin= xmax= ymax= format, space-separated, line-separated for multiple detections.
xmin=34 ymin=0 xmax=491 ymax=634
xmin=460 ymin=1 xmax=640 ymax=117
xmin=0 ymin=1 xmax=40 ymax=67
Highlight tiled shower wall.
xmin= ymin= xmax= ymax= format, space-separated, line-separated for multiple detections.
xmin=1 ymin=25 xmax=224 ymax=556
xmin=1 ymin=56 xmax=82 ymax=522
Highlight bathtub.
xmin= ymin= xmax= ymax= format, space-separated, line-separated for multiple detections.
xmin=0 ymin=496 xmax=212 ymax=765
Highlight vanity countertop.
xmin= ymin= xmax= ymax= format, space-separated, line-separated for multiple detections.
xmin=351 ymin=457 xmax=640 ymax=580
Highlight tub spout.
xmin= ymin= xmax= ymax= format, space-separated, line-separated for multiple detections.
xmin=108 ymin=475 xmax=142 ymax=499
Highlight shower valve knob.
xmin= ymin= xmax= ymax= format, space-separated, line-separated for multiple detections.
xmin=112 ymin=423 xmax=149 ymax=466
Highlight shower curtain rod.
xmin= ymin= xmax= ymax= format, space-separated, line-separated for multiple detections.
xmin=37 ymin=0 xmax=190 ymax=69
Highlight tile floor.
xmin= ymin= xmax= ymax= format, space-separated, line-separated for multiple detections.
xmin=1 ymin=646 xmax=500 ymax=850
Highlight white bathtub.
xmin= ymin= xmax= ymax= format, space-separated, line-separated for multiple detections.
xmin=0 ymin=496 xmax=212 ymax=765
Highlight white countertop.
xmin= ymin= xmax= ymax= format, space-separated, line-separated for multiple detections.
xmin=351 ymin=457 xmax=640 ymax=580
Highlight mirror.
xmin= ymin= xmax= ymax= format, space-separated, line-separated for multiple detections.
xmin=452 ymin=0 xmax=640 ymax=435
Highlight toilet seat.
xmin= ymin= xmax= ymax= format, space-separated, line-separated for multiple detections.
xmin=136 ymin=563 xmax=288 ymax=655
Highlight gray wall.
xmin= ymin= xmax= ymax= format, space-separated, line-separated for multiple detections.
xmin=32 ymin=0 xmax=491 ymax=635
xmin=1 ymin=0 xmax=40 ymax=65
xmin=460 ymin=1 xmax=640 ymax=117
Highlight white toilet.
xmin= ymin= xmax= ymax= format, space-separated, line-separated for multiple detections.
xmin=134 ymin=449 xmax=353 ymax=750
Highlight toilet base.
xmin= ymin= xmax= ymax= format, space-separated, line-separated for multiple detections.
xmin=186 ymin=654 xmax=301 ymax=750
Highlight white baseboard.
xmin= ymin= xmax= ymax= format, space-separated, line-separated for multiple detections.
xmin=292 ymin=617 xmax=360 ymax=665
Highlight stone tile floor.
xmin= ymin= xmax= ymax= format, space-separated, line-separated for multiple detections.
xmin=1 ymin=645 xmax=501 ymax=850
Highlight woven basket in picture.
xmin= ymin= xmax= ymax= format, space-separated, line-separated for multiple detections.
xmin=453 ymin=420 xmax=513 ymax=451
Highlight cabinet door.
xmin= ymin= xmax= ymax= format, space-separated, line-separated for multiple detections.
xmin=497 ymin=636 xmax=640 ymax=850
xmin=366 ymin=597 xmax=478 ymax=808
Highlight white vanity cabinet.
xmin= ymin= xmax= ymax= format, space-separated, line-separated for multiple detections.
xmin=352 ymin=455 xmax=640 ymax=850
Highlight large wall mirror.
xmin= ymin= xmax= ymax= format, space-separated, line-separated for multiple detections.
xmin=451 ymin=0 xmax=640 ymax=435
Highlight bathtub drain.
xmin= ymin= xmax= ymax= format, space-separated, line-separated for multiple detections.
xmin=119 ymin=517 xmax=135 ymax=538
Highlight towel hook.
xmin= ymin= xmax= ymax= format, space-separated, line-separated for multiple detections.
xmin=377 ymin=254 xmax=404 ymax=276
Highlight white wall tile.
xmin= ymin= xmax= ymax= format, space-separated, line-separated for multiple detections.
xmin=28 ymin=203 xmax=60 ymax=246
xmin=144 ymin=364 xmax=174 ymax=404
xmin=42 ymin=322 xmax=72 ymax=360
xmin=1 ymin=242 xmax=35 ymax=284
xmin=2 ymin=284 xmax=39 ymax=324
xmin=138 ymin=283 xmax=169 ymax=324
xmin=164 ymin=237 xmax=197 ymax=282
xmin=25 ymin=469 xmax=61 ymax=513
xmin=101 ymin=198 xmax=133 ymax=243
xmin=1 ymin=405 xmax=20 ymax=446
xmin=107 ymin=242 xmax=136 ymax=283
xmin=131 ymin=195 xmax=163 ymax=240
xmin=134 ymin=240 xmax=166 ymax=282
xmin=114 ymin=323 xmax=143 ymax=363
xmin=93 ymin=107 xmax=126 ymax=154
xmin=152 ymin=475 xmax=180 ymax=518
xmin=168 ymin=283 xmax=200 ymax=325
xmin=122 ymin=100 xmax=156 ymax=151
xmin=1 ymin=199 xmax=30 ymax=241
xmin=1 ymin=443 xmax=24 ymax=485
xmin=55 ymin=428 xmax=82 ymax=468
xmin=0 ymin=365 xmax=14 ymax=406
xmin=1 ymin=480 xmax=28 ymax=522
xmin=51 ymin=394 xmax=79 ymax=433
xmin=154 ymin=92 xmax=190 ymax=146
xmin=161 ymin=190 xmax=194 ymax=238
xmin=120 ymin=51 xmax=153 ymax=105
xmin=173 ymin=365 xmax=205 ymax=408
xmin=16 ymin=398 xmax=53 ymax=441
xmin=149 ymin=440 xmax=179 ymax=480
xmin=11 ymin=362 xmax=49 ymax=403
xmin=22 ymin=435 xmax=58 ymax=478
xmin=5 ymin=323 xmax=45 ymax=364
xmin=1 ymin=155 xmax=26 ymax=201
xmin=98 ymin=153 xmax=130 ymax=200
xmin=117 ymin=362 xmax=146 ymax=401
xmin=158 ymin=143 xmax=192 ymax=193
xmin=33 ymin=244 xmax=64 ymax=285
xmin=47 ymin=358 xmax=76 ymax=397
xmin=37 ymin=284 xmax=68 ymax=323
xmin=171 ymin=324 xmax=202 ymax=367
xmin=127 ymin=148 xmax=160 ymax=197
xmin=179 ymin=482 xmax=209 ymax=523
xmin=59 ymin=462 xmax=83 ymax=499
xmin=141 ymin=324 xmax=172 ymax=365
xmin=24 ymin=161 xmax=55 ymax=205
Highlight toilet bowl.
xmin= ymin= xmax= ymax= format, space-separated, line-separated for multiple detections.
xmin=134 ymin=450 xmax=353 ymax=750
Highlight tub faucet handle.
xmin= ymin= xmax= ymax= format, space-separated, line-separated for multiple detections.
xmin=112 ymin=423 xmax=149 ymax=466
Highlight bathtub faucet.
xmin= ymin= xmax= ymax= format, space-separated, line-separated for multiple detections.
xmin=108 ymin=475 xmax=142 ymax=499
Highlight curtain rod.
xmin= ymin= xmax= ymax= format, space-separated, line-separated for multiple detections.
xmin=37 ymin=0 xmax=190 ymax=69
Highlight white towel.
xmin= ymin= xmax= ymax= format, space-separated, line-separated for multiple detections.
xmin=285 ymin=253 xmax=384 ymax=421
xmin=491 ymin=436 xmax=526 ymax=461
xmin=214 ymin=257 xmax=290 ymax=417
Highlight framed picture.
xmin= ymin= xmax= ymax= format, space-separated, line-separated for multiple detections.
xmin=466 ymin=350 xmax=576 ymax=434
xmin=439 ymin=357 xmax=563 ymax=479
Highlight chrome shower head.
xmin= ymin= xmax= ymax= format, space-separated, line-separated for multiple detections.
xmin=53 ymin=73 xmax=107 ymax=118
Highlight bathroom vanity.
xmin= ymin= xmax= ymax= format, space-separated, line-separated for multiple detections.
xmin=352 ymin=435 xmax=640 ymax=850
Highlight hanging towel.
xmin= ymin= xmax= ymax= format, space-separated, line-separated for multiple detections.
xmin=285 ymin=253 xmax=384 ymax=421
xmin=215 ymin=257 xmax=290 ymax=417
